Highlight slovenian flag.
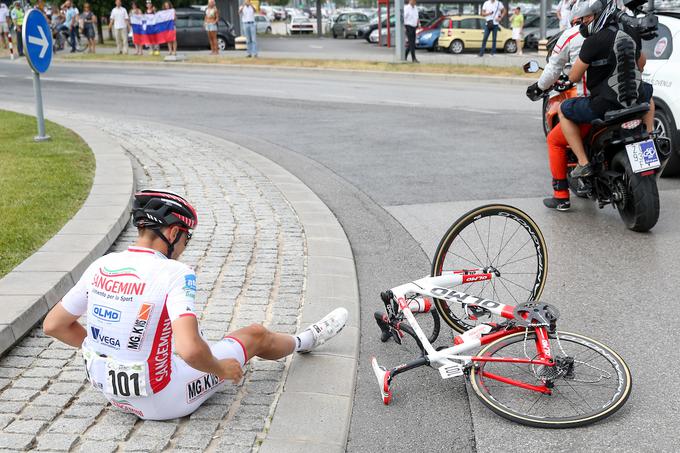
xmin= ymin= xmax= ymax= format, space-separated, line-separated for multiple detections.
xmin=130 ymin=9 xmax=176 ymax=45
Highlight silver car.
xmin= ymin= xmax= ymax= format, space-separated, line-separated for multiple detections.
xmin=254 ymin=15 xmax=272 ymax=34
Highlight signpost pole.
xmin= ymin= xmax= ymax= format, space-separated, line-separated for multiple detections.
xmin=394 ymin=0 xmax=404 ymax=61
xmin=32 ymin=71 xmax=49 ymax=141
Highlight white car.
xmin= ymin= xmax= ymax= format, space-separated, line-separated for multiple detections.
xmin=287 ymin=16 xmax=314 ymax=35
xmin=643 ymin=12 xmax=680 ymax=176
xmin=254 ymin=14 xmax=272 ymax=34
xmin=369 ymin=27 xmax=396 ymax=45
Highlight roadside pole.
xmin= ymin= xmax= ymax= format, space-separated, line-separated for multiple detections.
xmin=316 ymin=0 xmax=322 ymax=37
xmin=394 ymin=0 xmax=404 ymax=61
xmin=22 ymin=9 xmax=53 ymax=142
xmin=539 ymin=0 xmax=547 ymax=39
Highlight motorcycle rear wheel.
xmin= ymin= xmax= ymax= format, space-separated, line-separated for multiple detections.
xmin=611 ymin=151 xmax=660 ymax=232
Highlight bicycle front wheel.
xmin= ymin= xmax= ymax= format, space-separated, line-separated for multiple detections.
xmin=469 ymin=331 xmax=632 ymax=428
xmin=431 ymin=204 xmax=548 ymax=333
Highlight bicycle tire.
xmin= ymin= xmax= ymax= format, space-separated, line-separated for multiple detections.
xmin=431 ymin=204 xmax=548 ymax=333
xmin=469 ymin=330 xmax=632 ymax=428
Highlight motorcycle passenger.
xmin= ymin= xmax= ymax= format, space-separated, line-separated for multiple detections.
xmin=559 ymin=0 xmax=654 ymax=179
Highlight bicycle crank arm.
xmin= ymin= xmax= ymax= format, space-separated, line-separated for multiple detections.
xmin=371 ymin=356 xmax=429 ymax=405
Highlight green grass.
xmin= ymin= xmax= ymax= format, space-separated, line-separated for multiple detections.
xmin=0 ymin=111 xmax=95 ymax=278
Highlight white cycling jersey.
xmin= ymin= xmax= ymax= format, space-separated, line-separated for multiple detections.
xmin=538 ymin=24 xmax=588 ymax=96
xmin=62 ymin=246 xmax=246 ymax=420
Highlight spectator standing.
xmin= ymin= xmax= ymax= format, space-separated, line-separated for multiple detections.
xmin=510 ymin=6 xmax=523 ymax=56
xmin=62 ymin=0 xmax=79 ymax=53
xmin=145 ymin=0 xmax=159 ymax=55
xmin=0 ymin=2 xmax=10 ymax=50
xmin=403 ymin=0 xmax=418 ymax=63
xmin=109 ymin=0 xmax=129 ymax=54
xmin=556 ymin=0 xmax=574 ymax=31
xmin=478 ymin=0 xmax=505 ymax=57
xmin=81 ymin=2 xmax=96 ymax=53
xmin=10 ymin=1 xmax=23 ymax=56
xmin=130 ymin=1 xmax=143 ymax=54
xmin=204 ymin=0 xmax=218 ymax=55
xmin=163 ymin=1 xmax=175 ymax=55
xmin=239 ymin=0 xmax=257 ymax=58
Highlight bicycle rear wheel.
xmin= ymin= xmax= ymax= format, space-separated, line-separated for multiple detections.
xmin=431 ymin=204 xmax=548 ymax=333
xmin=469 ymin=331 xmax=632 ymax=428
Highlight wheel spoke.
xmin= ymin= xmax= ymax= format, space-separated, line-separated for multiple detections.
xmin=496 ymin=276 xmax=520 ymax=304
xmin=497 ymin=253 xmax=537 ymax=269
xmin=472 ymin=220 xmax=492 ymax=264
xmin=457 ymin=233 xmax=487 ymax=269
xmin=444 ymin=251 xmax=483 ymax=269
xmin=497 ymin=275 xmax=533 ymax=294
xmin=497 ymin=237 xmax=532 ymax=270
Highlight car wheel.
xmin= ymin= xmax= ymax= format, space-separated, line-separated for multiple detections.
xmin=217 ymin=36 xmax=227 ymax=51
xmin=504 ymin=39 xmax=518 ymax=53
xmin=333 ymin=30 xmax=337 ymax=38
xmin=266 ymin=27 xmax=272 ymax=34
xmin=449 ymin=39 xmax=464 ymax=54
xmin=342 ymin=29 xmax=347 ymax=39
xmin=656 ymin=106 xmax=680 ymax=177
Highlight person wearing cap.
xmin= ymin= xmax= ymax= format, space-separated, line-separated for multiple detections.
xmin=10 ymin=0 xmax=24 ymax=56
xmin=42 ymin=190 xmax=349 ymax=420
xmin=109 ymin=0 xmax=129 ymax=55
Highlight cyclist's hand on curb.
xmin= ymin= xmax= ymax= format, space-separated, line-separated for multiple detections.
xmin=217 ymin=358 xmax=244 ymax=383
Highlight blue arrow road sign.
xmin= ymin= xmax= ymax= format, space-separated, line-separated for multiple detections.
xmin=22 ymin=9 xmax=53 ymax=74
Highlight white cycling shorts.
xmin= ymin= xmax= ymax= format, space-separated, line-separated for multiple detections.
xmin=86 ymin=336 xmax=247 ymax=420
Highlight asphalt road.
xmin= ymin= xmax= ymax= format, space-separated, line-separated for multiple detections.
xmin=2 ymin=59 xmax=680 ymax=452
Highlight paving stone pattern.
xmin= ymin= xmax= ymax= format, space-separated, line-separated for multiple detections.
xmin=0 ymin=121 xmax=306 ymax=452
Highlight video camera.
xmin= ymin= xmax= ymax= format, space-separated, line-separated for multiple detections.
xmin=614 ymin=0 xmax=659 ymax=40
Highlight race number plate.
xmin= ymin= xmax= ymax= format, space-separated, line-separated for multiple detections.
xmin=105 ymin=360 xmax=148 ymax=397
xmin=438 ymin=361 xmax=464 ymax=379
xmin=626 ymin=139 xmax=660 ymax=173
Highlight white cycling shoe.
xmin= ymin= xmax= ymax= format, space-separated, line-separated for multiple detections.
xmin=297 ymin=307 xmax=348 ymax=353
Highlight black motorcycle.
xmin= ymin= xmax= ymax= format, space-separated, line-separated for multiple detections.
xmin=526 ymin=64 xmax=671 ymax=232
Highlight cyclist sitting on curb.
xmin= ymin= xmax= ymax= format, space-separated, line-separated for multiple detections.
xmin=43 ymin=190 xmax=348 ymax=420
xmin=527 ymin=0 xmax=589 ymax=211
xmin=558 ymin=0 xmax=654 ymax=178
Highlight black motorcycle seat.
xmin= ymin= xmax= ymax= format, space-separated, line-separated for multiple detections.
xmin=591 ymin=103 xmax=650 ymax=128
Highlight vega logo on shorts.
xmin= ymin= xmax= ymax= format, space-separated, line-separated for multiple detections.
xmin=90 ymin=326 xmax=121 ymax=349
xmin=127 ymin=303 xmax=154 ymax=351
xmin=92 ymin=304 xmax=122 ymax=322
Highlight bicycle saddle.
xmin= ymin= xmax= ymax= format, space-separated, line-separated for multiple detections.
xmin=512 ymin=302 xmax=560 ymax=328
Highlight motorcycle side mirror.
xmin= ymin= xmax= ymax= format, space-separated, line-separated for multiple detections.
xmin=523 ymin=60 xmax=540 ymax=73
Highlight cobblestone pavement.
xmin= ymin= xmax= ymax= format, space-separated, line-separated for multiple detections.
xmin=0 ymin=119 xmax=306 ymax=452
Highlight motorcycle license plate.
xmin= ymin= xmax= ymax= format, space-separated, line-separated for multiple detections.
xmin=626 ymin=139 xmax=660 ymax=173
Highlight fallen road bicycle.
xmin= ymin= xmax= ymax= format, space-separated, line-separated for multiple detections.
xmin=372 ymin=204 xmax=631 ymax=428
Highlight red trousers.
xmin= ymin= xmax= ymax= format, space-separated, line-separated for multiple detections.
xmin=547 ymin=123 xmax=592 ymax=199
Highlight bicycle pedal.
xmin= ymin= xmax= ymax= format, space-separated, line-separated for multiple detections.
xmin=371 ymin=357 xmax=392 ymax=405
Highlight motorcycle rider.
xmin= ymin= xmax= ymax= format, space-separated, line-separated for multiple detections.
xmin=559 ymin=0 xmax=654 ymax=178
xmin=526 ymin=0 xmax=591 ymax=210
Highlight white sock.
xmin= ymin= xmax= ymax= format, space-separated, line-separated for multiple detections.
xmin=294 ymin=329 xmax=315 ymax=352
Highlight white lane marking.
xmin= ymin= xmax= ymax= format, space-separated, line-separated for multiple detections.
xmin=381 ymin=100 xmax=422 ymax=107
xmin=457 ymin=107 xmax=498 ymax=115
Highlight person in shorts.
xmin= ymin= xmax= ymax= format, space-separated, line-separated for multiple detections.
xmin=43 ymin=190 xmax=349 ymax=420
xmin=204 ymin=0 xmax=218 ymax=55
xmin=510 ymin=6 xmax=524 ymax=56
xmin=0 ymin=2 xmax=11 ymax=49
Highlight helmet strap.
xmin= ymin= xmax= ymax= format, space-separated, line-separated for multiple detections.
xmin=151 ymin=227 xmax=183 ymax=259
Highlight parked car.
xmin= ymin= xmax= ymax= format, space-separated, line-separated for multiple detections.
xmin=415 ymin=15 xmax=448 ymax=51
xmin=128 ymin=7 xmax=235 ymax=50
xmin=359 ymin=15 xmax=395 ymax=42
xmin=332 ymin=12 xmax=370 ymax=38
xmin=254 ymin=14 xmax=272 ymax=34
xmin=642 ymin=11 xmax=680 ymax=176
xmin=437 ymin=15 xmax=519 ymax=54
xmin=287 ymin=15 xmax=315 ymax=34
xmin=522 ymin=14 xmax=560 ymax=50
xmin=369 ymin=26 xmax=396 ymax=45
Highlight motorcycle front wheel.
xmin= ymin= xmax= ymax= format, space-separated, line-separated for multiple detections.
xmin=611 ymin=150 xmax=660 ymax=232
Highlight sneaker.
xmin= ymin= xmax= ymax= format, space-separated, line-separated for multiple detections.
xmin=297 ymin=308 xmax=348 ymax=353
xmin=571 ymin=163 xmax=593 ymax=178
xmin=543 ymin=197 xmax=571 ymax=211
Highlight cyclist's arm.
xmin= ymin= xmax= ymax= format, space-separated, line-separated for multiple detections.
xmin=568 ymin=58 xmax=588 ymax=84
xmin=172 ymin=316 xmax=223 ymax=375
xmin=43 ymin=303 xmax=87 ymax=348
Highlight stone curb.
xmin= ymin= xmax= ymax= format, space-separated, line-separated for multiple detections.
xmin=174 ymin=126 xmax=359 ymax=452
xmin=47 ymin=59 xmax=530 ymax=86
xmin=0 ymin=105 xmax=135 ymax=357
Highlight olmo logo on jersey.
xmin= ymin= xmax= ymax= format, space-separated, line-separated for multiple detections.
xmin=127 ymin=303 xmax=154 ymax=351
xmin=90 ymin=326 xmax=121 ymax=349
xmin=92 ymin=305 xmax=122 ymax=322
xmin=186 ymin=373 xmax=224 ymax=403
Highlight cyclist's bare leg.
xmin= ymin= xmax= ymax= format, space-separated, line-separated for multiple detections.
xmin=558 ymin=105 xmax=589 ymax=166
xmin=228 ymin=324 xmax=295 ymax=361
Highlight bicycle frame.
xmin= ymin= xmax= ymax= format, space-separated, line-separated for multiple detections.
xmin=372 ymin=272 xmax=556 ymax=404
